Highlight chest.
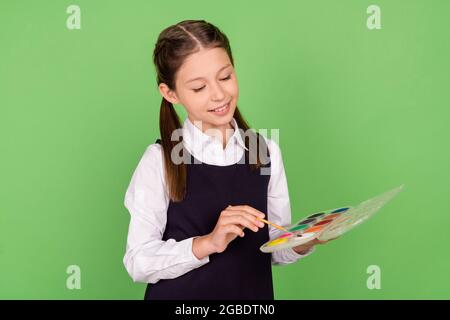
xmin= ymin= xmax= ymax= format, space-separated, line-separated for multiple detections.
xmin=163 ymin=153 xmax=271 ymax=240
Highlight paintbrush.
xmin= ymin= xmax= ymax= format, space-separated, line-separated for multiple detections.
xmin=257 ymin=217 xmax=290 ymax=233
xmin=226 ymin=205 xmax=290 ymax=233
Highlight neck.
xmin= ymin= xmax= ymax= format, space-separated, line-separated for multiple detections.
xmin=189 ymin=117 xmax=234 ymax=149
xmin=208 ymin=122 xmax=234 ymax=150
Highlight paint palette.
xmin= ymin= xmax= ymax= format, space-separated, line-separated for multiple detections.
xmin=260 ymin=185 xmax=404 ymax=253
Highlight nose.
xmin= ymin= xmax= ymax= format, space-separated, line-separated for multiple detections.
xmin=210 ymin=81 xmax=226 ymax=101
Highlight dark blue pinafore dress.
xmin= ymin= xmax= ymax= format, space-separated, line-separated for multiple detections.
xmin=144 ymin=134 xmax=273 ymax=300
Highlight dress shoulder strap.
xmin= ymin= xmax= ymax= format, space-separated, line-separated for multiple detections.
xmin=255 ymin=132 xmax=271 ymax=168
xmin=242 ymin=131 xmax=271 ymax=173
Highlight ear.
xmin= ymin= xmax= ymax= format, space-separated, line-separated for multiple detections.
xmin=159 ymin=83 xmax=180 ymax=105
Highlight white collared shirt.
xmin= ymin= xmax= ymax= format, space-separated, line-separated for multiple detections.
xmin=123 ymin=117 xmax=315 ymax=284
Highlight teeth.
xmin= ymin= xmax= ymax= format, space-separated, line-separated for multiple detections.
xmin=211 ymin=103 xmax=228 ymax=112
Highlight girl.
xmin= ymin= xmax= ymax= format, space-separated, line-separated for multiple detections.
xmin=123 ymin=19 xmax=333 ymax=300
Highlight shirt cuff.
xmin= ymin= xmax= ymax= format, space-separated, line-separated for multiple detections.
xmin=187 ymin=236 xmax=210 ymax=265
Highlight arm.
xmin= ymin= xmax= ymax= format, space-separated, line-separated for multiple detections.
xmin=123 ymin=144 xmax=209 ymax=284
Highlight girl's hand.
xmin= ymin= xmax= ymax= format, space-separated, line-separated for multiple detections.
xmin=193 ymin=205 xmax=265 ymax=258
xmin=292 ymin=236 xmax=340 ymax=255
xmin=208 ymin=205 xmax=266 ymax=253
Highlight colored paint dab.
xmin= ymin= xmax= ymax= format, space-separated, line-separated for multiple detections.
xmin=279 ymin=232 xmax=293 ymax=238
xmin=324 ymin=213 xmax=341 ymax=220
xmin=304 ymin=225 xmax=324 ymax=233
xmin=266 ymin=238 xmax=288 ymax=247
xmin=289 ymin=224 xmax=308 ymax=232
xmin=331 ymin=207 xmax=349 ymax=213
xmin=314 ymin=220 xmax=333 ymax=227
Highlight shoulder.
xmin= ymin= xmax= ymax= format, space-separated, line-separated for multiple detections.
xmin=132 ymin=142 xmax=165 ymax=179
xmin=143 ymin=142 xmax=163 ymax=160
xmin=124 ymin=142 xmax=169 ymax=215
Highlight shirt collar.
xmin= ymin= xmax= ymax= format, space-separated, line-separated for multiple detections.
xmin=182 ymin=116 xmax=249 ymax=163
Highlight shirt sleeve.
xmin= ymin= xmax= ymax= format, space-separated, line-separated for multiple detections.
xmin=265 ymin=138 xmax=316 ymax=265
xmin=123 ymin=143 xmax=209 ymax=284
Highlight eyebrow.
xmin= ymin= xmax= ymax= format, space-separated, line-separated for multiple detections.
xmin=185 ymin=64 xmax=232 ymax=84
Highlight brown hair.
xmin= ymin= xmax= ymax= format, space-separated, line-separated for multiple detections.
xmin=153 ymin=19 xmax=268 ymax=202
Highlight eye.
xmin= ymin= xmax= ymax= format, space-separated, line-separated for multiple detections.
xmin=192 ymin=75 xmax=232 ymax=93
xmin=193 ymin=86 xmax=205 ymax=92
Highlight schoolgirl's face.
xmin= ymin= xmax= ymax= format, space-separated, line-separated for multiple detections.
xmin=159 ymin=47 xmax=239 ymax=133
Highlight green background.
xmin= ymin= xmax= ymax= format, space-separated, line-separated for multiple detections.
xmin=1 ymin=0 xmax=449 ymax=299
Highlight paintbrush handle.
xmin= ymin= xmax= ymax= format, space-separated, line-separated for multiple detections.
xmin=257 ymin=217 xmax=289 ymax=232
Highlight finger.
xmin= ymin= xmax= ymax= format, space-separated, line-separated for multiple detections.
xmin=227 ymin=205 xmax=265 ymax=219
xmin=305 ymin=238 xmax=322 ymax=246
xmin=315 ymin=238 xmax=329 ymax=245
xmin=222 ymin=209 xmax=264 ymax=228
xmin=226 ymin=205 xmax=265 ymax=219
xmin=222 ymin=214 xmax=263 ymax=232
xmin=221 ymin=215 xmax=263 ymax=232
xmin=231 ymin=211 xmax=265 ymax=229
xmin=222 ymin=224 xmax=245 ymax=237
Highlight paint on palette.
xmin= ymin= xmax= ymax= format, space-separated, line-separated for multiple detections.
xmin=332 ymin=207 xmax=349 ymax=213
xmin=304 ymin=225 xmax=324 ymax=233
xmin=259 ymin=185 xmax=404 ymax=253
xmin=307 ymin=212 xmax=325 ymax=219
xmin=266 ymin=237 xmax=289 ymax=246
xmin=297 ymin=218 xmax=316 ymax=225
xmin=279 ymin=232 xmax=293 ymax=238
xmin=314 ymin=220 xmax=333 ymax=226
xmin=288 ymin=224 xmax=309 ymax=232
xmin=323 ymin=213 xmax=341 ymax=220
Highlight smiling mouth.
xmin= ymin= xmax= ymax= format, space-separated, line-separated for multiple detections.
xmin=208 ymin=101 xmax=231 ymax=112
